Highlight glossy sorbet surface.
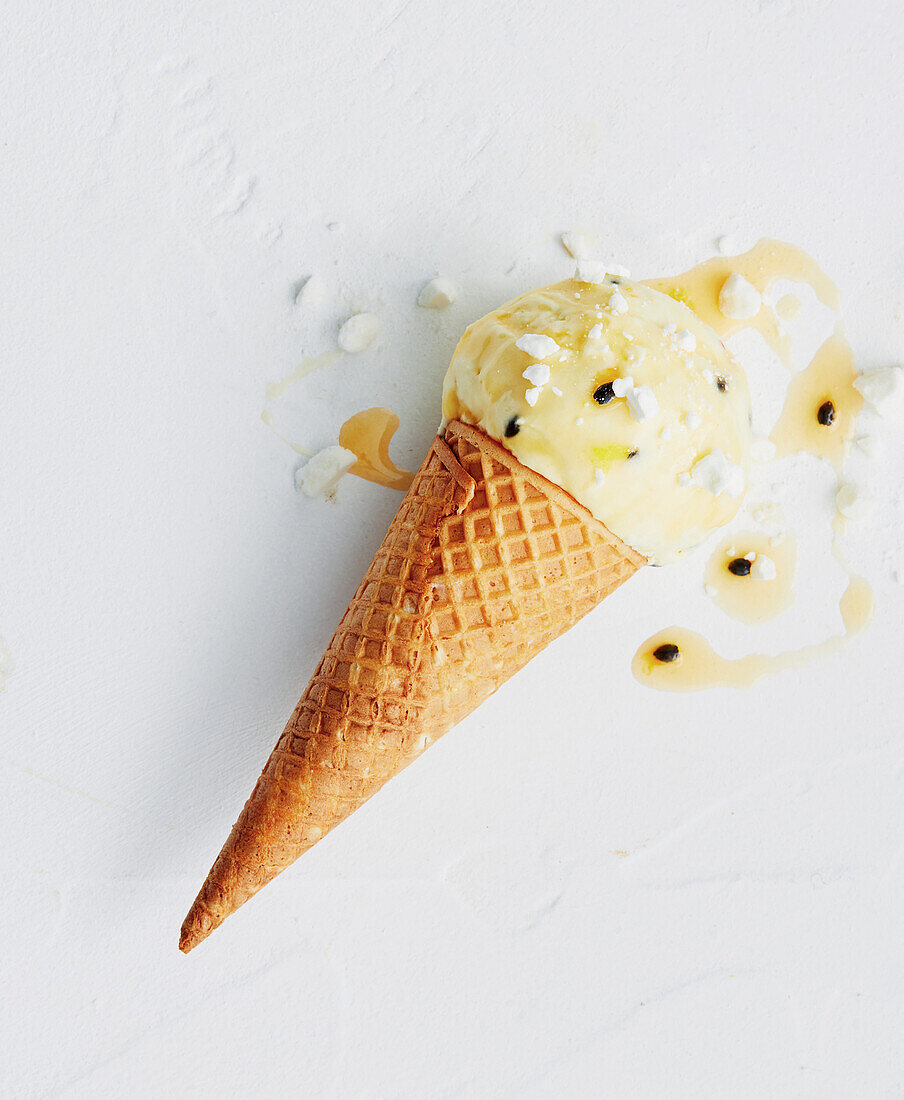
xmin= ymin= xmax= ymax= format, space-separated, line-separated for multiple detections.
xmin=442 ymin=276 xmax=751 ymax=562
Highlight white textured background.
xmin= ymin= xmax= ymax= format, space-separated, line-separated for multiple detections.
xmin=3 ymin=2 xmax=904 ymax=1097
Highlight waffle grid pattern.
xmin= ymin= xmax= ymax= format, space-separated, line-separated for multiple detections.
xmin=180 ymin=421 xmax=644 ymax=951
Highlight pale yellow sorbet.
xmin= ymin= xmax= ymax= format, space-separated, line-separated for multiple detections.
xmin=442 ymin=277 xmax=751 ymax=563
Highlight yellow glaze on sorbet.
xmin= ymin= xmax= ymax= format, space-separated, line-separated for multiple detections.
xmin=442 ymin=277 xmax=751 ymax=562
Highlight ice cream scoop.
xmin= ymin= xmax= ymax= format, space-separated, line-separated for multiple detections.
xmin=442 ymin=274 xmax=751 ymax=562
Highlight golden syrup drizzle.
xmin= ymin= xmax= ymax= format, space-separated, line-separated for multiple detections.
xmin=704 ymin=532 xmax=796 ymax=624
xmin=338 ymin=407 xmax=415 ymax=491
xmin=260 ymin=409 xmax=309 ymax=455
xmin=632 ymin=576 xmax=874 ymax=692
xmin=264 ymin=350 xmax=340 ymax=402
xmin=645 ymin=238 xmax=840 ymax=369
xmin=770 ymin=327 xmax=862 ymax=471
xmin=776 ymin=293 xmax=802 ymax=320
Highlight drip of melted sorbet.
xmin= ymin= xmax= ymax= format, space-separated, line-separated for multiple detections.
xmin=770 ymin=327 xmax=862 ymax=470
xmin=645 ymin=239 xmax=840 ymax=369
xmin=633 ymin=576 xmax=874 ymax=692
xmin=776 ymin=294 xmax=802 ymax=320
xmin=704 ymin=532 xmax=796 ymax=624
xmin=338 ymin=407 xmax=415 ymax=491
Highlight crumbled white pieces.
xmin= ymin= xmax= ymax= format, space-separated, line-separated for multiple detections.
xmin=575 ymin=416 xmax=584 ymax=426
xmin=750 ymin=554 xmax=777 ymax=581
xmin=717 ymin=234 xmax=737 ymax=256
xmin=417 ymin=276 xmax=458 ymax=310
xmin=608 ymin=264 xmax=631 ymax=278
xmin=574 ymin=260 xmax=608 ymax=284
xmin=516 ymin=333 xmax=560 ymax=359
xmin=690 ymin=449 xmax=745 ymax=498
xmin=295 ymin=445 xmax=357 ymax=497
xmin=660 ymin=426 xmax=672 ymax=442
xmin=594 ymin=468 xmax=606 ymax=487
xmin=561 ymin=232 xmax=594 ymax=258
xmin=751 ymin=437 xmax=777 ymax=462
xmin=551 ymin=386 xmax=563 ymax=396
xmin=522 ymin=362 xmax=551 ymax=387
xmin=611 ymin=375 xmax=634 ymax=398
xmin=684 ymin=410 xmax=702 ymax=431
xmin=853 ymin=366 xmax=903 ymax=414
xmin=673 ymin=329 xmax=697 ymax=353
xmin=625 ymin=384 xmax=659 ymax=423
xmin=836 ymin=481 xmax=872 ymax=519
xmin=607 ymin=288 xmax=629 ymax=314
xmin=338 ymin=312 xmax=379 ymax=352
xmin=295 ymin=274 xmax=326 ymax=309
xmin=677 ymin=472 xmax=691 ymax=487
xmin=525 ymin=387 xmax=541 ymax=407
xmin=587 ymin=322 xmax=604 ymax=339
xmin=718 ymin=273 xmax=762 ymax=320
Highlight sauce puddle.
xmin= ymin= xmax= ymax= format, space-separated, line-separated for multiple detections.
xmin=703 ymin=532 xmax=796 ymax=624
xmin=338 ymin=407 xmax=415 ymax=491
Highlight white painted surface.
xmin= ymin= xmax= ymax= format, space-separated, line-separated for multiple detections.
xmin=2 ymin=2 xmax=904 ymax=1096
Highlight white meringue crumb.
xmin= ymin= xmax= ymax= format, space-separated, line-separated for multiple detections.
xmin=522 ymin=362 xmax=551 ymax=387
xmin=685 ymin=411 xmax=702 ymax=431
xmin=338 ymin=312 xmax=379 ymax=353
xmin=853 ymin=366 xmax=903 ymax=414
xmin=674 ymin=329 xmax=697 ymax=352
xmin=660 ymin=426 xmax=672 ymax=442
xmin=701 ymin=368 xmax=715 ymax=384
xmin=691 ymin=449 xmax=745 ymax=498
xmin=750 ymin=554 xmax=777 ymax=581
xmin=561 ymin=232 xmax=594 ymax=258
xmin=417 ymin=276 xmax=458 ymax=309
xmin=608 ymin=288 xmax=629 ymax=314
xmin=525 ymin=387 xmax=541 ymax=407
xmin=717 ymin=234 xmax=737 ymax=255
xmin=551 ymin=386 xmax=563 ymax=396
xmin=612 ymin=375 xmax=634 ymax=398
xmin=575 ymin=417 xmax=584 ymax=426
xmin=751 ymin=438 xmax=777 ymax=462
xmin=677 ymin=472 xmax=691 ymax=487
xmin=594 ymin=468 xmax=606 ymax=486
xmin=836 ymin=482 xmax=872 ymax=519
xmin=587 ymin=322 xmax=604 ymax=339
xmin=718 ymin=273 xmax=762 ymax=320
xmin=296 ymin=445 xmax=357 ymax=497
xmin=516 ymin=333 xmax=561 ymax=358
xmin=574 ymin=260 xmax=608 ymax=284
xmin=662 ymin=323 xmax=677 ymax=338
xmin=744 ymin=552 xmax=756 ymax=562
xmin=626 ymin=384 xmax=659 ymax=423
xmin=609 ymin=264 xmax=631 ymax=278
xmin=704 ymin=583 xmax=717 ymax=597
xmin=295 ymin=274 xmax=325 ymax=309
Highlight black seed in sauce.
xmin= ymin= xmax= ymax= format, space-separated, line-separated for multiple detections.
xmin=628 ymin=449 xmax=638 ymax=458
xmin=610 ymin=277 xmax=621 ymax=285
xmin=716 ymin=376 xmax=728 ymax=392
xmin=593 ymin=381 xmax=615 ymax=405
xmin=652 ymin=643 xmax=680 ymax=663
xmin=505 ymin=416 xmax=523 ymax=438
xmin=817 ymin=400 xmax=836 ymax=426
xmin=728 ymin=557 xmax=752 ymax=577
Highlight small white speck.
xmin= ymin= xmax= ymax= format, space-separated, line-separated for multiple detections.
xmin=691 ymin=449 xmax=745 ymax=497
xmin=704 ymin=583 xmax=717 ymax=598
xmin=574 ymin=260 xmax=608 ymax=284
xmin=660 ymin=426 xmax=672 ymax=442
xmin=587 ymin=322 xmax=604 ymax=339
xmin=612 ymin=376 xmax=634 ymax=398
xmin=674 ymin=329 xmax=697 ymax=352
xmin=685 ymin=411 xmax=702 ymax=431
xmin=525 ymin=387 xmax=541 ymax=407
xmin=662 ymin=323 xmax=677 ymax=338
xmin=717 ymin=234 xmax=737 ymax=255
xmin=626 ymin=384 xmax=659 ymax=423
xmin=295 ymin=274 xmax=325 ymax=309
xmin=522 ymin=362 xmax=551 ymax=387
xmin=575 ymin=417 xmax=584 ymax=426
xmin=516 ymin=333 xmax=561 ymax=358
xmin=678 ymin=472 xmax=691 ymax=487
xmin=750 ymin=555 xmax=777 ymax=581
xmin=608 ymin=288 xmax=629 ymax=314
xmin=594 ymin=468 xmax=606 ymax=486
xmin=338 ymin=312 xmax=379 ymax=353
xmin=417 ymin=276 xmax=458 ymax=309
xmin=718 ymin=273 xmax=762 ymax=320
xmin=701 ymin=368 xmax=715 ymax=384
xmin=551 ymin=386 xmax=563 ymax=396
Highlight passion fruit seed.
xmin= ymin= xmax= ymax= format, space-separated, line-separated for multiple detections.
xmin=505 ymin=416 xmax=523 ymax=438
xmin=628 ymin=449 xmax=638 ymax=458
xmin=593 ymin=381 xmax=615 ymax=405
xmin=716 ymin=376 xmax=728 ymax=392
xmin=817 ymin=400 xmax=836 ymax=426
xmin=653 ymin=643 xmax=680 ymax=663
xmin=728 ymin=557 xmax=752 ymax=576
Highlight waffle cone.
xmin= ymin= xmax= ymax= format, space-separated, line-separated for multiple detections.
xmin=180 ymin=420 xmax=645 ymax=952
